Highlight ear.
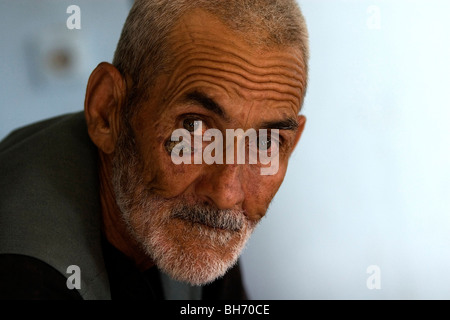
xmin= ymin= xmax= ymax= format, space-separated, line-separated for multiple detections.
xmin=292 ymin=115 xmax=306 ymax=150
xmin=84 ymin=62 xmax=126 ymax=154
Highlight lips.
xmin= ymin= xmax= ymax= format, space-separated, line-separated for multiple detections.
xmin=170 ymin=208 xmax=244 ymax=232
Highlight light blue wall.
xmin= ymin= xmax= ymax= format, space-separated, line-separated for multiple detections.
xmin=0 ymin=0 xmax=131 ymax=139
xmin=1 ymin=0 xmax=449 ymax=299
xmin=241 ymin=0 xmax=450 ymax=299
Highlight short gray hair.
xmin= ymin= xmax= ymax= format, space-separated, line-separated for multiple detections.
xmin=113 ymin=0 xmax=309 ymax=118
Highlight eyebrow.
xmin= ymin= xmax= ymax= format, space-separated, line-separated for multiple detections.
xmin=184 ymin=90 xmax=298 ymax=131
xmin=259 ymin=117 xmax=299 ymax=131
xmin=184 ymin=91 xmax=228 ymax=119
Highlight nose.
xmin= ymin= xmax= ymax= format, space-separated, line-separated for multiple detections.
xmin=195 ymin=164 xmax=245 ymax=211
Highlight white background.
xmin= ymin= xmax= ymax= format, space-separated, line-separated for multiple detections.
xmin=1 ymin=0 xmax=449 ymax=299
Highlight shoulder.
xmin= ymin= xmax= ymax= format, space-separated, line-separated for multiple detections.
xmin=0 ymin=112 xmax=87 ymax=154
xmin=0 ymin=112 xmax=110 ymax=300
xmin=0 ymin=254 xmax=82 ymax=300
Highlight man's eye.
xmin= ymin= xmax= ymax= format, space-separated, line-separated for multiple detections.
xmin=257 ymin=131 xmax=281 ymax=155
xmin=183 ymin=119 xmax=203 ymax=133
xmin=258 ymin=137 xmax=272 ymax=151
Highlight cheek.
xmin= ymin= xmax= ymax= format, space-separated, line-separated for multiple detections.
xmin=242 ymin=167 xmax=287 ymax=221
xmin=142 ymin=141 xmax=204 ymax=198
xmin=132 ymin=118 xmax=203 ymax=197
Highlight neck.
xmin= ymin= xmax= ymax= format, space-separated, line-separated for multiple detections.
xmin=98 ymin=151 xmax=155 ymax=271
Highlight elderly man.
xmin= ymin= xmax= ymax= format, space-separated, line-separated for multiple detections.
xmin=0 ymin=0 xmax=308 ymax=299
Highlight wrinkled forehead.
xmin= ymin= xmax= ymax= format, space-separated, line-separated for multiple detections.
xmin=162 ymin=8 xmax=307 ymax=113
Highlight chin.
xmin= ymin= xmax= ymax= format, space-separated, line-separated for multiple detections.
xmin=137 ymin=214 xmax=256 ymax=285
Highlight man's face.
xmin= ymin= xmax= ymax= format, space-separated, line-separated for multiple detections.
xmin=112 ymin=9 xmax=307 ymax=285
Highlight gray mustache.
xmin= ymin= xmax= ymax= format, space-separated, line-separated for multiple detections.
xmin=170 ymin=205 xmax=245 ymax=232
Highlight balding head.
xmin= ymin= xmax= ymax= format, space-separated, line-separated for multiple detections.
xmin=113 ymin=0 xmax=309 ymax=119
